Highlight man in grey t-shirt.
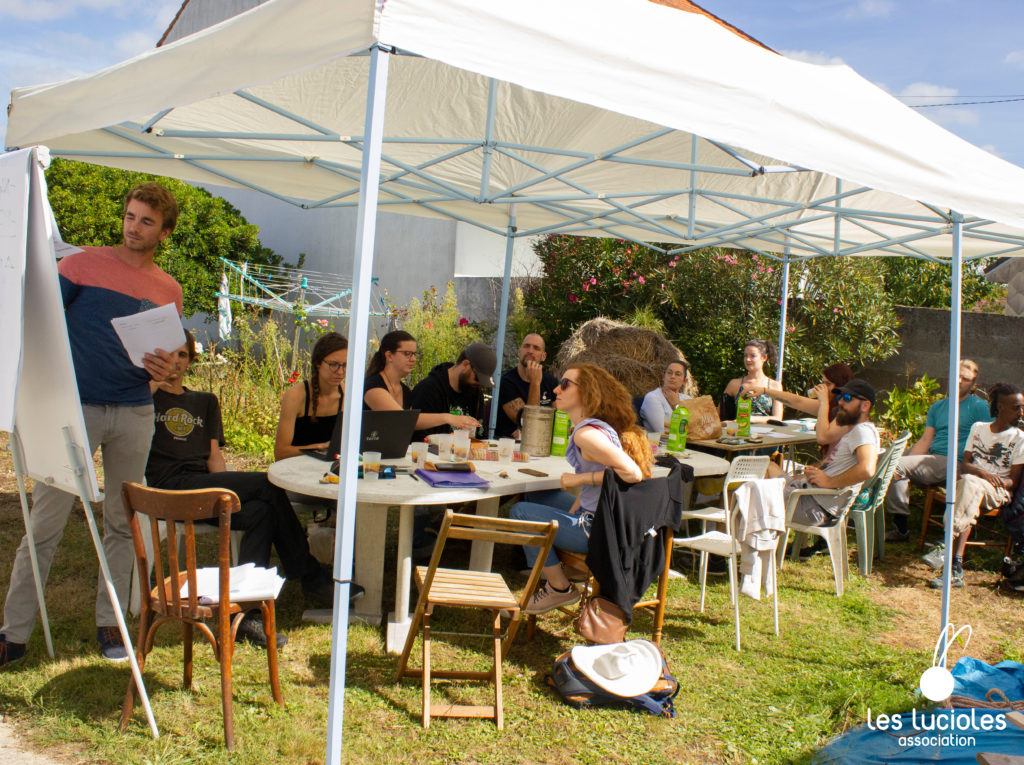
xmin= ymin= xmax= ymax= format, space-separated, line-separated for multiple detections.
xmin=786 ymin=379 xmax=880 ymax=527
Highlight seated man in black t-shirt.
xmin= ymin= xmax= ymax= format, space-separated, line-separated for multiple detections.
xmin=146 ymin=332 xmax=357 ymax=648
xmin=410 ymin=342 xmax=495 ymax=440
xmin=494 ymin=333 xmax=559 ymax=439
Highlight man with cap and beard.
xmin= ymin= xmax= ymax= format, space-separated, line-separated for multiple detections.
xmin=785 ymin=379 xmax=880 ymax=529
xmin=410 ymin=342 xmax=496 ymax=440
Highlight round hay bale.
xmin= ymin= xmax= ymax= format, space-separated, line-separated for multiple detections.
xmin=554 ymin=317 xmax=698 ymax=399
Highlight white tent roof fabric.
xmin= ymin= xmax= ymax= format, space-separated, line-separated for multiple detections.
xmin=7 ymin=0 xmax=1024 ymax=260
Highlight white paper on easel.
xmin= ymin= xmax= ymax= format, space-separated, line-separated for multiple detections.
xmin=110 ymin=302 xmax=186 ymax=367
xmin=180 ymin=563 xmax=285 ymax=603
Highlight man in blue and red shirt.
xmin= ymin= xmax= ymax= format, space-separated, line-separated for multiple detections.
xmin=1 ymin=183 xmax=181 ymax=667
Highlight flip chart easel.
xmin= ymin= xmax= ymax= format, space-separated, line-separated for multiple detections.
xmin=0 ymin=146 xmax=158 ymax=738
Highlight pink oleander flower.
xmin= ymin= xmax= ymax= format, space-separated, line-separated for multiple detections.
xmin=569 ymin=294 xmax=579 ymax=302
xmin=318 ymin=319 xmax=329 ymax=327
xmin=638 ymin=276 xmax=645 ymax=284
xmin=459 ymin=317 xmax=469 ymax=326
xmin=788 ymin=325 xmax=795 ymax=332
xmin=590 ymin=277 xmax=597 ymax=284
xmin=583 ymin=284 xmax=589 ymax=292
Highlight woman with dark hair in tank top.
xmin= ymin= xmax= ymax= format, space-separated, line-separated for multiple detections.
xmin=274 ymin=332 xmax=348 ymax=460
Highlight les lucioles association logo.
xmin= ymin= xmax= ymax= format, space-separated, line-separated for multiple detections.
xmin=864 ymin=624 xmax=1006 ymax=748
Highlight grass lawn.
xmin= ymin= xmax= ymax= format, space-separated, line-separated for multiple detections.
xmin=1 ymin=433 xmax=1022 ymax=764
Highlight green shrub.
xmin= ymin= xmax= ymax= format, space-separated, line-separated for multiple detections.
xmin=398 ymin=282 xmax=483 ymax=385
xmin=877 ymin=375 xmax=942 ymax=443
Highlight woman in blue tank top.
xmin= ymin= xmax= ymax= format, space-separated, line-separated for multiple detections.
xmin=511 ymin=363 xmax=652 ymax=615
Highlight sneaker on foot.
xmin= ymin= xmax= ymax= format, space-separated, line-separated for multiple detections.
xmin=928 ymin=569 xmax=965 ymax=590
xmin=97 ymin=626 xmax=129 ymax=662
xmin=884 ymin=527 xmax=910 ymax=543
xmin=0 ymin=635 xmax=27 ymax=670
xmin=523 ymin=582 xmax=578 ymax=615
xmin=236 ymin=610 xmax=288 ymax=650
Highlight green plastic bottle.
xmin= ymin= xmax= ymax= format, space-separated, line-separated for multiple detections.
xmin=736 ymin=395 xmax=752 ymax=438
xmin=667 ymin=405 xmax=688 ymax=452
xmin=550 ymin=409 xmax=570 ymax=457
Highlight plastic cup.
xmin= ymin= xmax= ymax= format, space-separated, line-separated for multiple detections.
xmin=435 ymin=434 xmax=453 ymax=461
xmin=363 ymin=451 xmax=381 ymax=480
xmin=410 ymin=442 xmax=428 ymax=465
xmin=498 ymin=437 xmax=515 ymax=463
xmin=452 ymin=431 xmax=471 ymax=460
xmin=647 ymin=431 xmax=661 ymax=454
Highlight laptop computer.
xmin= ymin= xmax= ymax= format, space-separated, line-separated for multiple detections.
xmin=300 ymin=409 xmax=421 ymax=461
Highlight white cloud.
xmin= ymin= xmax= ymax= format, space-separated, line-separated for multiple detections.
xmin=782 ymin=49 xmax=846 ymax=66
xmin=0 ymin=0 xmax=128 ymax=22
xmin=115 ymin=30 xmax=158 ymax=59
xmin=843 ymin=0 xmax=894 ymax=19
xmin=1005 ymin=50 xmax=1024 ymax=70
xmin=898 ymin=82 xmax=979 ymax=127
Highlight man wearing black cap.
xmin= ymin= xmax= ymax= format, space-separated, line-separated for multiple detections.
xmin=786 ymin=379 xmax=880 ymax=527
xmin=410 ymin=342 xmax=496 ymax=440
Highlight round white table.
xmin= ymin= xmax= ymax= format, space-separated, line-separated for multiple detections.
xmin=268 ymin=448 xmax=729 ymax=652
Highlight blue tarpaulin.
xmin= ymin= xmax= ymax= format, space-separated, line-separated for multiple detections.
xmin=813 ymin=658 xmax=1024 ymax=764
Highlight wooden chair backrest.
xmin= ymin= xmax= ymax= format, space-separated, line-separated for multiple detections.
xmin=419 ymin=510 xmax=558 ymax=612
xmin=121 ymin=482 xmax=240 ymax=620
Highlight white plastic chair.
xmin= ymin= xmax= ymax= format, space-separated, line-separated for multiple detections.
xmin=673 ymin=486 xmax=780 ymax=650
xmin=677 ymin=456 xmax=769 ymax=598
xmin=679 ymin=455 xmax=770 ymax=531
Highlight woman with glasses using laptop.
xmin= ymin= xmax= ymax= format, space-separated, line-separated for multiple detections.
xmin=511 ymin=363 xmax=653 ymax=614
xmin=275 ymin=332 xmax=349 ymax=460
xmin=363 ymin=329 xmax=479 ymax=432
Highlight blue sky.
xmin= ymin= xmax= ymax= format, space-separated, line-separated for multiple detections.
xmin=3 ymin=0 xmax=1024 ymax=165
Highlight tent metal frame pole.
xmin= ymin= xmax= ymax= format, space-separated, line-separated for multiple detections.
xmin=488 ymin=204 xmax=518 ymax=438
xmin=324 ymin=43 xmax=390 ymax=765
xmin=939 ymin=212 xmax=964 ymax=649
xmin=775 ymin=248 xmax=791 ymax=382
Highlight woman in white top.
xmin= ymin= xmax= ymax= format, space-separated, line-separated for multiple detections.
xmin=639 ymin=360 xmax=692 ymax=433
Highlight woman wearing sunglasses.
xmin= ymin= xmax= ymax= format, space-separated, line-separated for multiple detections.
xmin=363 ymin=330 xmax=479 ymax=432
xmin=511 ymin=363 xmax=653 ymax=614
xmin=275 ymin=332 xmax=348 ymax=460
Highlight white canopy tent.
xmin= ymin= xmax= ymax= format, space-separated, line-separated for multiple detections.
xmin=7 ymin=0 xmax=1024 ymax=758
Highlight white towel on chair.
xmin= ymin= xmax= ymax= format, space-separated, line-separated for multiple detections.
xmin=732 ymin=478 xmax=786 ymax=600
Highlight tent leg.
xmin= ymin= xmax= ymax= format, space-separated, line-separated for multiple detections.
xmin=487 ymin=205 xmax=518 ymax=438
xmin=324 ymin=43 xmax=390 ymax=765
xmin=939 ymin=213 xmax=963 ymax=652
xmin=775 ymin=250 xmax=791 ymax=382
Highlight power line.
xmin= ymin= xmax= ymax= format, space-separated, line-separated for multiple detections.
xmin=902 ymin=96 xmax=1024 ymax=108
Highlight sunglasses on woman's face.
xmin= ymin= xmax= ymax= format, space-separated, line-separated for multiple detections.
xmin=558 ymin=377 xmax=578 ymax=391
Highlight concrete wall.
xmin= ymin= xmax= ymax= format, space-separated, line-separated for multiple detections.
xmin=861 ymin=306 xmax=1024 ymax=395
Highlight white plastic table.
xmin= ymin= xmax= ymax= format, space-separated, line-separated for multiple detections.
xmin=268 ymin=449 xmax=729 ymax=652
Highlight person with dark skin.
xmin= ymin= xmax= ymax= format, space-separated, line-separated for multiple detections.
xmin=928 ymin=383 xmax=1024 ymax=589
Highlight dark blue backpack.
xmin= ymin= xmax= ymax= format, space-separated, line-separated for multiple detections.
xmin=545 ymin=648 xmax=680 ymax=718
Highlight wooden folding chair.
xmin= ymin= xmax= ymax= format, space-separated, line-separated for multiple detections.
xmin=120 ymin=482 xmax=283 ymax=750
xmin=918 ymin=485 xmax=1013 ymax=554
xmin=525 ymin=533 xmax=675 ymax=645
xmin=393 ymin=510 xmax=557 ymax=729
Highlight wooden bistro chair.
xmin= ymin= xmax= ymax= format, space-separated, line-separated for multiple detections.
xmin=120 ymin=482 xmax=283 ymax=750
xmin=394 ymin=510 xmax=557 ymax=729
xmin=918 ymin=485 xmax=1013 ymax=555
xmin=527 ymin=463 xmax=685 ymax=646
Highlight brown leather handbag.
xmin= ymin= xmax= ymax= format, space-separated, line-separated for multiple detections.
xmin=574 ymin=595 xmax=628 ymax=644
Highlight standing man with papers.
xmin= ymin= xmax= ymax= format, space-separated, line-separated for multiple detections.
xmin=1 ymin=183 xmax=182 ymax=668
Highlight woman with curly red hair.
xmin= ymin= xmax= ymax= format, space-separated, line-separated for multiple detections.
xmin=511 ymin=362 xmax=652 ymax=614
